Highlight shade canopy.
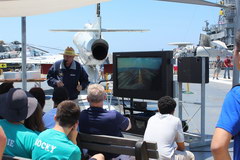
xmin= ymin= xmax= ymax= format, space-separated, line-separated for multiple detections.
xmin=0 ymin=0 xmax=110 ymax=17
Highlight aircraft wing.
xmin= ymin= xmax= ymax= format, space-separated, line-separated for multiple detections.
xmin=50 ymin=29 xmax=150 ymax=32
xmin=0 ymin=0 xmax=110 ymax=17
xmin=101 ymin=29 xmax=149 ymax=32
xmin=0 ymin=55 xmax=63 ymax=64
xmin=156 ymin=0 xmax=226 ymax=8
xmin=168 ymin=42 xmax=193 ymax=47
xmin=50 ymin=29 xmax=100 ymax=32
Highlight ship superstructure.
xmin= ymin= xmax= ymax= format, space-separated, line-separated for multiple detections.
xmin=203 ymin=0 xmax=236 ymax=50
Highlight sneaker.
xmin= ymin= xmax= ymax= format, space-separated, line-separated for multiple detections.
xmin=228 ymin=77 xmax=231 ymax=79
xmin=213 ymin=77 xmax=215 ymax=79
xmin=216 ymin=78 xmax=219 ymax=80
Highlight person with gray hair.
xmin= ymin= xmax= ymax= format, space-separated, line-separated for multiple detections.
xmin=87 ymin=84 xmax=106 ymax=104
xmin=79 ymin=84 xmax=131 ymax=159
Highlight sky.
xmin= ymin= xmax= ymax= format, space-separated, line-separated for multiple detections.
xmin=0 ymin=0 xmax=220 ymax=54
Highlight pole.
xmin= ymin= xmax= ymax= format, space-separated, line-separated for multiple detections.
xmin=178 ymin=82 xmax=183 ymax=120
xmin=232 ymin=0 xmax=240 ymax=86
xmin=201 ymin=58 xmax=206 ymax=141
xmin=21 ymin=17 xmax=27 ymax=90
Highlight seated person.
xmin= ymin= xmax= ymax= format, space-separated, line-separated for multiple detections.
xmin=0 ymin=82 xmax=14 ymax=94
xmin=32 ymin=101 xmax=81 ymax=160
xmin=0 ymin=82 xmax=14 ymax=119
xmin=42 ymin=87 xmax=69 ymax=129
xmin=144 ymin=96 xmax=194 ymax=160
xmin=0 ymin=88 xmax=38 ymax=158
xmin=24 ymin=104 xmax=45 ymax=133
xmin=29 ymin=87 xmax=46 ymax=111
xmin=79 ymin=84 xmax=131 ymax=159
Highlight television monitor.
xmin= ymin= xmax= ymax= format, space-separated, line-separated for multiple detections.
xmin=113 ymin=51 xmax=173 ymax=100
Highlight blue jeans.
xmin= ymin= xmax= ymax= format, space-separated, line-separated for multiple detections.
xmin=224 ymin=67 xmax=230 ymax=78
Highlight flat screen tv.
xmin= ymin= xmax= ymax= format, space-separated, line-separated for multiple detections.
xmin=113 ymin=51 xmax=173 ymax=100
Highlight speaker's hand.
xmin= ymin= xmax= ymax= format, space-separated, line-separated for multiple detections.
xmin=76 ymin=81 xmax=82 ymax=91
xmin=56 ymin=81 xmax=64 ymax=87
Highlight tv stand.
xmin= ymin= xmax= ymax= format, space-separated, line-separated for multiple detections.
xmin=122 ymin=98 xmax=158 ymax=135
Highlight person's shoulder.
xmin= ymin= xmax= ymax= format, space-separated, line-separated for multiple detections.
xmin=43 ymin=108 xmax=57 ymax=116
xmin=80 ymin=109 xmax=88 ymax=114
xmin=72 ymin=144 xmax=80 ymax=152
xmin=51 ymin=60 xmax=63 ymax=68
xmin=37 ymin=129 xmax=56 ymax=138
xmin=230 ymin=86 xmax=240 ymax=99
xmin=20 ymin=127 xmax=39 ymax=138
xmin=74 ymin=60 xmax=81 ymax=66
xmin=171 ymin=115 xmax=182 ymax=122
xmin=24 ymin=129 xmax=39 ymax=136
xmin=109 ymin=110 xmax=123 ymax=116
xmin=147 ymin=113 xmax=157 ymax=122
xmin=52 ymin=59 xmax=62 ymax=65
xmin=107 ymin=110 xmax=128 ymax=120
xmin=69 ymin=145 xmax=81 ymax=160
xmin=157 ymin=113 xmax=180 ymax=122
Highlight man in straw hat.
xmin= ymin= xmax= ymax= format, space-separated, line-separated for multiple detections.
xmin=47 ymin=47 xmax=90 ymax=102
xmin=0 ymin=88 xmax=38 ymax=158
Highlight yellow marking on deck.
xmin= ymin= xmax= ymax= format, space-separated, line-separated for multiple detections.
xmin=0 ymin=63 xmax=7 ymax=68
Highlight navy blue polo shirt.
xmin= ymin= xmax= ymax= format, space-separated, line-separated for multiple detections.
xmin=79 ymin=107 xmax=129 ymax=137
xmin=79 ymin=107 xmax=129 ymax=159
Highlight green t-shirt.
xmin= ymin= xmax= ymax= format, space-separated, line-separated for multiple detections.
xmin=0 ymin=119 xmax=38 ymax=158
xmin=32 ymin=129 xmax=81 ymax=160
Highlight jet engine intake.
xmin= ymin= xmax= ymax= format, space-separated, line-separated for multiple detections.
xmin=91 ymin=39 xmax=108 ymax=60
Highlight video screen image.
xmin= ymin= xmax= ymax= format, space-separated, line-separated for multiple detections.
xmin=117 ymin=57 xmax=162 ymax=90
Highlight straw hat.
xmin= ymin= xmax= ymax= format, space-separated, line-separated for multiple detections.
xmin=62 ymin=47 xmax=78 ymax=56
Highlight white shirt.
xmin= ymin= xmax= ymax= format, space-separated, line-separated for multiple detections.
xmin=143 ymin=113 xmax=184 ymax=160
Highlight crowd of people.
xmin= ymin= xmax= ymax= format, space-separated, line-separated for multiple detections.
xmin=0 ymin=81 xmax=195 ymax=160
xmin=1 ymin=40 xmax=240 ymax=160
